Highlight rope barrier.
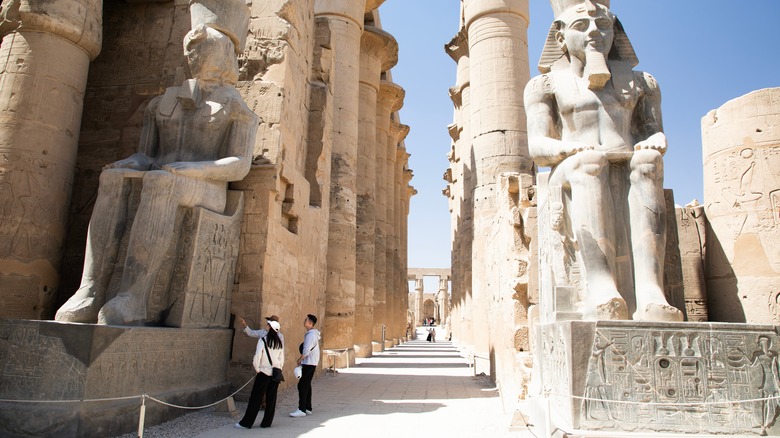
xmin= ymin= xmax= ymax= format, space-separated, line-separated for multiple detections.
xmin=545 ymin=390 xmax=780 ymax=407
xmin=0 ymin=375 xmax=255 ymax=409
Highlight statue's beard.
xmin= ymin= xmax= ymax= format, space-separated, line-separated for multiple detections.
xmin=584 ymin=49 xmax=611 ymax=90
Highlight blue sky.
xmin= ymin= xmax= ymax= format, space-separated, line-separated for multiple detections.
xmin=378 ymin=1 xmax=780 ymax=280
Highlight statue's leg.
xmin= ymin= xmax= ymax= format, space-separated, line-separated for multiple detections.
xmin=98 ymin=171 xmax=225 ymax=325
xmin=557 ymin=151 xmax=627 ymax=320
xmin=55 ymin=169 xmax=137 ymax=323
xmin=628 ymin=149 xmax=683 ymax=322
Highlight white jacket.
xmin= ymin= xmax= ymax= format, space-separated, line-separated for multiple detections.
xmin=250 ymin=335 xmax=284 ymax=375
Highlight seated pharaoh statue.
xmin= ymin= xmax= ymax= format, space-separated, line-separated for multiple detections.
xmin=56 ymin=18 xmax=257 ymax=325
xmin=525 ymin=0 xmax=683 ymax=322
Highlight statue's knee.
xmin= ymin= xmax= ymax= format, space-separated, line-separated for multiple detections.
xmin=141 ymin=170 xmax=175 ymax=192
xmin=573 ymin=151 xmax=608 ymax=177
xmin=630 ymin=150 xmax=663 ymax=181
xmin=98 ymin=169 xmax=127 ymax=190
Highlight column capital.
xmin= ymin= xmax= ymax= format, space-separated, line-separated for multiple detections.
xmin=361 ymin=26 xmax=398 ymax=72
xmin=365 ymin=0 xmax=386 ymax=13
xmin=445 ymin=29 xmax=469 ymax=63
xmin=1 ymin=0 xmax=103 ymax=59
xmin=463 ymin=0 xmax=529 ymax=30
xmin=315 ymin=0 xmax=367 ymax=28
xmin=378 ymin=81 xmax=405 ymax=112
xmin=389 ymin=122 xmax=410 ymax=144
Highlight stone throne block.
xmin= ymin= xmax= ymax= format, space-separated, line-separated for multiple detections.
xmin=105 ymin=184 xmax=244 ymax=328
xmin=536 ymin=320 xmax=780 ymax=436
xmin=0 ymin=320 xmax=232 ymax=437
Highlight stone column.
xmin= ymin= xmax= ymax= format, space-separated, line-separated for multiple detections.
xmin=0 ymin=0 xmax=102 ymax=319
xmin=463 ymin=0 xmax=531 ymax=355
xmin=373 ymin=81 xmax=404 ymax=349
xmin=400 ymin=162 xmax=415 ymax=343
xmin=702 ymin=88 xmax=780 ymax=324
xmin=439 ymin=276 xmax=449 ymax=324
xmin=414 ymin=276 xmax=424 ymax=324
xmin=445 ymin=29 xmax=471 ymax=345
xmin=316 ymin=0 xmax=366 ymax=357
xmin=354 ymin=26 xmax=397 ymax=358
xmin=387 ymin=121 xmax=408 ymax=344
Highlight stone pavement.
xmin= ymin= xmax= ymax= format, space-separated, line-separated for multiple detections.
xmin=190 ymin=327 xmax=538 ymax=438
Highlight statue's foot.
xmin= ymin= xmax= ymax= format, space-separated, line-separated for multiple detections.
xmin=97 ymin=294 xmax=146 ymax=326
xmin=633 ymin=302 xmax=684 ymax=322
xmin=55 ymin=288 xmax=101 ymax=323
xmin=595 ymin=297 xmax=629 ymax=320
xmin=582 ymin=296 xmax=628 ymax=321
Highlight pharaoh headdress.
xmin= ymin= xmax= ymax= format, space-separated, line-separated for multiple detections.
xmin=538 ymin=0 xmax=638 ymax=73
xmin=189 ymin=0 xmax=251 ymax=55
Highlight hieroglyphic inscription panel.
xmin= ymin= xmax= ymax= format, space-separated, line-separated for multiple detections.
xmin=542 ymin=321 xmax=780 ymax=435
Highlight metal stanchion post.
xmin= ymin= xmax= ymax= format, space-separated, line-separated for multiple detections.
xmin=138 ymin=395 xmax=146 ymax=438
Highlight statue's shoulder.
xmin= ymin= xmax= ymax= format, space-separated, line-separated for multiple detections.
xmin=212 ymin=86 xmax=258 ymax=121
xmin=525 ymin=73 xmax=554 ymax=98
xmin=633 ymin=70 xmax=660 ymax=94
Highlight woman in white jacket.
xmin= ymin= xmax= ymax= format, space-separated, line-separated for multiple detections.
xmin=235 ymin=317 xmax=284 ymax=429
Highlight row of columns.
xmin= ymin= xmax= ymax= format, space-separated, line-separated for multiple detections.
xmin=316 ymin=0 xmax=414 ymax=363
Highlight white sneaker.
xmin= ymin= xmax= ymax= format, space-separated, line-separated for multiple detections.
xmin=234 ymin=423 xmax=249 ymax=429
xmin=305 ymin=410 xmax=313 ymax=415
xmin=290 ymin=409 xmax=307 ymax=417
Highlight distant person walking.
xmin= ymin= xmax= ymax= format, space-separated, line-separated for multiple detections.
xmin=235 ymin=316 xmax=284 ymax=429
xmin=290 ymin=314 xmax=320 ymax=418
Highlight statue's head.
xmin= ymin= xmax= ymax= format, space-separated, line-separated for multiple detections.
xmin=184 ymin=24 xmax=239 ymax=86
xmin=539 ymin=0 xmax=637 ymax=78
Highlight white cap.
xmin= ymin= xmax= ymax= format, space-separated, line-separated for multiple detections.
xmin=268 ymin=320 xmax=281 ymax=332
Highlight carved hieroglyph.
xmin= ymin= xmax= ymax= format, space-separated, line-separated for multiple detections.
xmin=526 ymin=0 xmax=682 ymax=322
xmin=702 ymin=87 xmax=780 ymax=324
xmin=539 ymin=321 xmax=780 ymax=435
xmin=55 ymin=0 xmax=256 ymax=326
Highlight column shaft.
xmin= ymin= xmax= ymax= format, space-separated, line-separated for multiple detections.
xmin=464 ymin=0 xmax=531 ymax=355
xmin=0 ymin=1 xmax=102 ymax=319
xmin=317 ymin=0 xmax=366 ymax=354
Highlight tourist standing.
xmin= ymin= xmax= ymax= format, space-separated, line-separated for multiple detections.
xmin=235 ymin=317 xmax=284 ymax=429
xmin=290 ymin=314 xmax=320 ymax=417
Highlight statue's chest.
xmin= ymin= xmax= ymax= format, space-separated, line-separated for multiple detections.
xmin=158 ymin=101 xmax=230 ymax=135
xmin=555 ymin=79 xmax=638 ymax=118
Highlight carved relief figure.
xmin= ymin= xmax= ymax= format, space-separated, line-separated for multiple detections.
xmin=584 ymin=337 xmax=613 ymax=421
xmin=745 ymin=336 xmax=780 ymax=428
xmin=525 ymin=0 xmax=683 ymax=321
xmin=55 ymin=20 xmax=257 ymax=325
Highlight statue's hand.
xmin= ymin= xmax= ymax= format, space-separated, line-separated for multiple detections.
xmin=161 ymin=161 xmax=206 ymax=177
xmin=103 ymin=156 xmax=149 ymax=171
xmin=561 ymin=142 xmax=593 ymax=158
xmin=634 ymin=133 xmax=667 ymax=155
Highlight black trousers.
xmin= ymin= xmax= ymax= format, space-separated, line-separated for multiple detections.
xmin=239 ymin=372 xmax=280 ymax=428
xmin=297 ymin=364 xmax=316 ymax=411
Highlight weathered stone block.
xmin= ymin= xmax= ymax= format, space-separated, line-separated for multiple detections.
xmin=535 ymin=320 xmax=780 ymax=436
xmin=0 ymin=320 xmax=231 ymax=438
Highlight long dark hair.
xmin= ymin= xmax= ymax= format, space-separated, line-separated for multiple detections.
xmin=265 ymin=326 xmax=283 ymax=349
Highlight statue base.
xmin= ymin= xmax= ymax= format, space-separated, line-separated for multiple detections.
xmin=531 ymin=320 xmax=780 ymax=436
xmin=0 ymin=319 xmax=232 ymax=437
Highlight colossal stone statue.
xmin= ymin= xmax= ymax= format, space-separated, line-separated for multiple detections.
xmin=526 ymin=0 xmax=682 ymax=322
xmin=56 ymin=4 xmax=257 ymax=325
